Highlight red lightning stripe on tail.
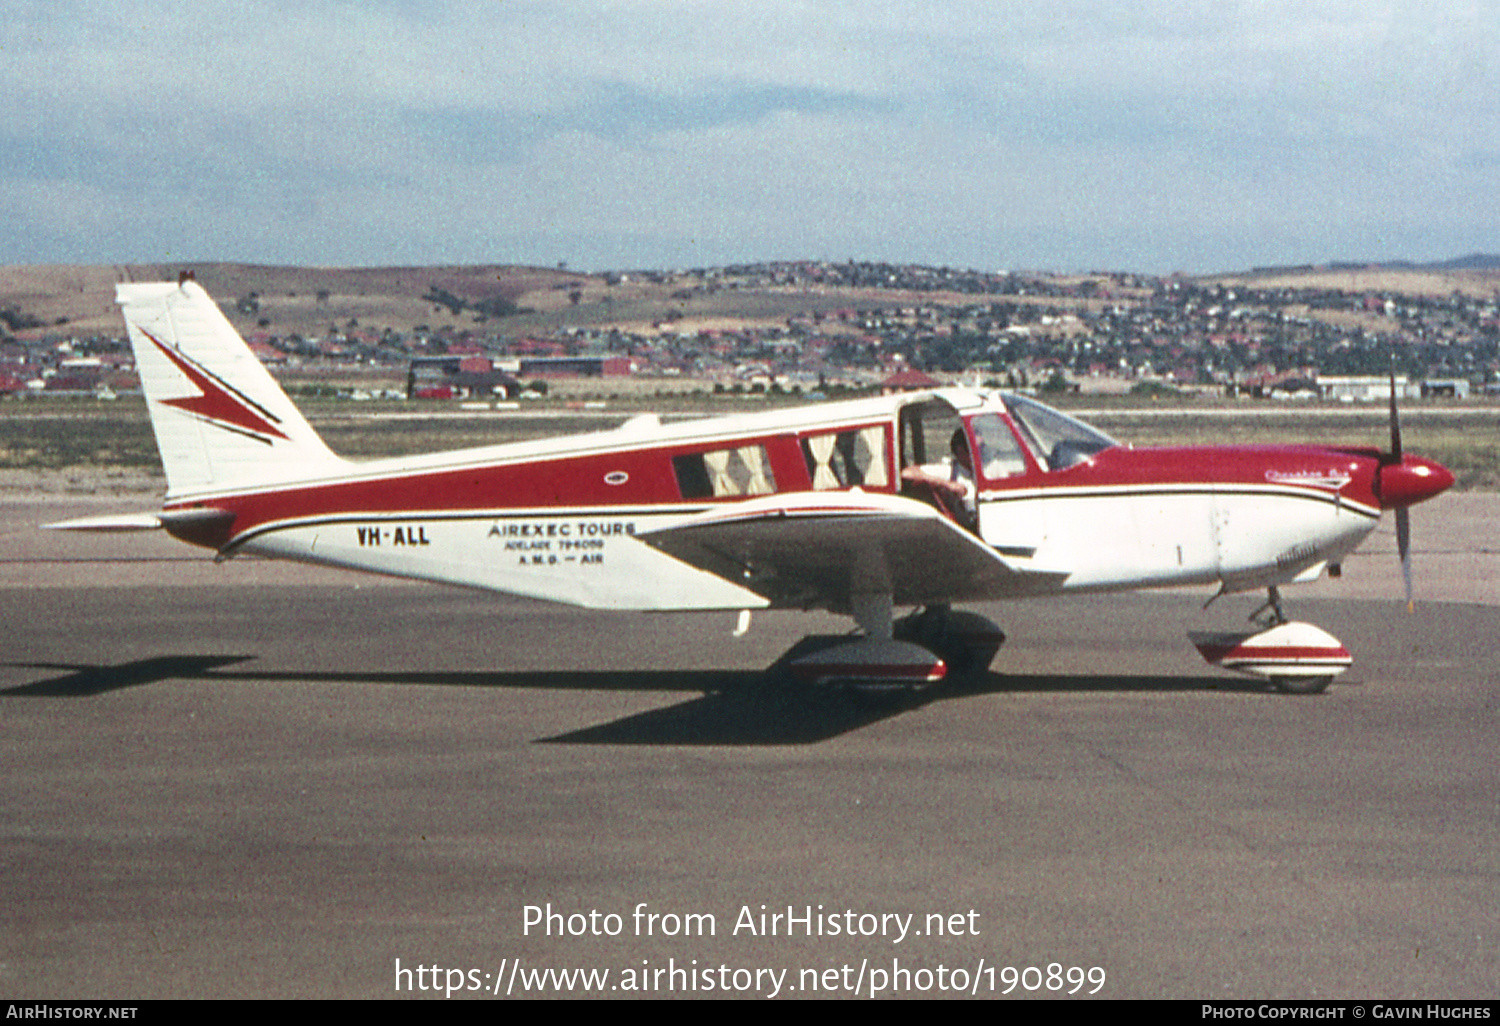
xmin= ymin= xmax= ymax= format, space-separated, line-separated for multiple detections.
xmin=140 ymin=328 xmax=290 ymax=442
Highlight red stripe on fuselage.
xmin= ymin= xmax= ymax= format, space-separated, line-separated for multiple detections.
xmin=978 ymin=444 xmax=1381 ymax=509
xmin=167 ymin=432 xmax=817 ymax=546
xmin=165 ymin=433 xmax=1388 ymax=551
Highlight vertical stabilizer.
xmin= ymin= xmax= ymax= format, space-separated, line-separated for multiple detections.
xmin=118 ymin=279 xmax=344 ymax=496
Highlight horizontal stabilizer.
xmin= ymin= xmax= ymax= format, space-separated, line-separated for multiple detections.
xmin=43 ymin=512 xmax=164 ymax=532
xmin=44 ymin=508 xmax=236 ymax=550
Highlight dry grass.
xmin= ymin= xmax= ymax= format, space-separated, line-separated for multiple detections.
xmin=1205 ymin=267 xmax=1500 ymax=299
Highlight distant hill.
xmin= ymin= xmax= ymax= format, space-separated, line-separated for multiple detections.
xmin=4 ymin=256 xmax=1498 ymax=340
xmin=0 ymin=260 xmax=1078 ymax=340
xmin=1258 ymin=254 xmax=1500 ymax=274
xmin=0 ymin=263 xmax=609 ymax=338
xmin=1426 ymin=253 xmax=1500 ymax=271
xmin=1324 ymin=254 xmax=1500 ymax=272
xmin=1218 ymin=256 xmax=1500 ymax=297
xmin=1 ymin=261 xmax=959 ymax=339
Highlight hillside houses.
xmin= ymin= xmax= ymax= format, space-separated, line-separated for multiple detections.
xmin=3 ymin=261 xmax=1497 ymax=401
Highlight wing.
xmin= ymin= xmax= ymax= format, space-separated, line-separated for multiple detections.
xmin=639 ymin=491 xmax=1062 ymax=614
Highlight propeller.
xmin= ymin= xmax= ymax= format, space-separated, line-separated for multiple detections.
xmin=1387 ymin=369 xmax=1413 ymax=610
xmin=1395 ymin=506 xmax=1413 ymax=612
xmin=1376 ymin=367 xmax=1453 ymax=612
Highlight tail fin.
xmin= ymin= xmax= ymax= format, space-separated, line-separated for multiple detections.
xmin=118 ymin=279 xmax=345 ymax=496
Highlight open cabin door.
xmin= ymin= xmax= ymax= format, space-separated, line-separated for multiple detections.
xmin=967 ymin=408 xmax=1050 ymax=561
xmin=898 ymin=393 xmax=1002 ymax=534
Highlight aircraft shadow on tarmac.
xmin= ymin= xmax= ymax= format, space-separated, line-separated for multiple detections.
xmin=3 ymin=656 xmax=255 ymax=697
xmin=3 ymin=655 xmax=1262 ymax=745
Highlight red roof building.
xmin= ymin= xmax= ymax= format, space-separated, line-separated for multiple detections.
xmin=882 ymin=369 xmax=941 ymax=392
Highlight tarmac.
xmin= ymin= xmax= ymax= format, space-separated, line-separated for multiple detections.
xmin=1 ymin=491 xmax=1496 ymax=999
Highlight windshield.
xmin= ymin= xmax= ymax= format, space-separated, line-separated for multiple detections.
xmin=1001 ymin=394 xmax=1118 ymax=471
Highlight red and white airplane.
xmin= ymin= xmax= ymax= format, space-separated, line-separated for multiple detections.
xmin=50 ymin=277 xmax=1454 ymax=692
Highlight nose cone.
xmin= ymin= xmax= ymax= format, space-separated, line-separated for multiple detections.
xmin=1378 ymin=455 xmax=1455 ymax=509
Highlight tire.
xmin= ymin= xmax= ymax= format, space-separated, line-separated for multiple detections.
xmin=1275 ymin=675 xmax=1333 ymax=695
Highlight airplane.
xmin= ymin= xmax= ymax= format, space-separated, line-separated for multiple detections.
xmin=47 ymin=275 xmax=1455 ymax=694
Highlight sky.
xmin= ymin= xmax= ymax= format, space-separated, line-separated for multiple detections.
xmin=4 ymin=0 xmax=1498 ymax=274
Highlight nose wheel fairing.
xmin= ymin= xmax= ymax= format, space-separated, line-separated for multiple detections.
xmin=1190 ymin=619 xmax=1351 ymax=694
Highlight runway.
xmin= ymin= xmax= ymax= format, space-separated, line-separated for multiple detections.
xmin=2 ymin=496 xmax=1497 ymax=999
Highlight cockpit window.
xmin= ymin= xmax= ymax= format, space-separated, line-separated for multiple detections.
xmin=1002 ymin=394 xmax=1117 ymax=471
xmin=969 ymin=414 xmax=1028 ymax=480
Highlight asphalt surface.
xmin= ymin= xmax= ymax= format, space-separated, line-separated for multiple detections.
xmin=1 ymin=496 xmax=1497 ymax=999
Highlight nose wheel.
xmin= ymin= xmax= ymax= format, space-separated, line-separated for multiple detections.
xmin=1272 ymin=673 xmax=1336 ymax=695
xmin=1190 ymin=587 xmax=1348 ymax=694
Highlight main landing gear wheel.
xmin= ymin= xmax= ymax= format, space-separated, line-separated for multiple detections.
xmin=894 ymin=606 xmax=1006 ymax=677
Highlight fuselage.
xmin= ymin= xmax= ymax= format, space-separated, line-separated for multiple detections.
xmin=157 ymin=388 xmax=1450 ymax=611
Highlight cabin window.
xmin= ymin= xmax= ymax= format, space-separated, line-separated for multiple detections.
xmin=672 ymin=444 xmax=777 ymax=499
xmin=800 ymin=426 xmax=889 ymax=490
xmin=672 ymin=453 xmax=714 ymax=498
xmin=899 ymin=399 xmax=964 ymax=471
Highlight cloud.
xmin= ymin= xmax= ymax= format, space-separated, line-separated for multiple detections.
xmin=3 ymin=0 xmax=1497 ymax=271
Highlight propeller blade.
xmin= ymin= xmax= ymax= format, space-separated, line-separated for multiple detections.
xmin=1388 ymin=365 xmax=1415 ymax=611
xmin=1387 ymin=367 xmax=1403 ymax=460
xmin=1396 ymin=506 xmax=1413 ymax=612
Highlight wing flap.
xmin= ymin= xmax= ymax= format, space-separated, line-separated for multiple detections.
xmin=640 ymin=491 xmax=1044 ymax=612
